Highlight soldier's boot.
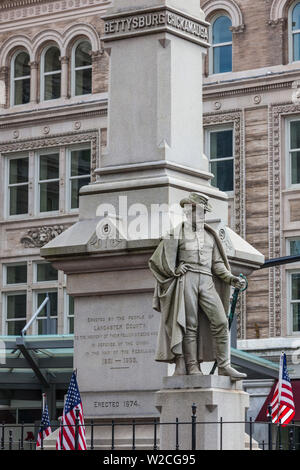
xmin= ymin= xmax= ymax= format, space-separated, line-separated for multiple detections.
xmin=173 ymin=356 xmax=187 ymax=376
xmin=218 ymin=365 xmax=247 ymax=381
xmin=216 ymin=337 xmax=247 ymax=381
xmin=183 ymin=340 xmax=203 ymax=376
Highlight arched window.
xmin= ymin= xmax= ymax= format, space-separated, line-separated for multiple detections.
xmin=72 ymin=40 xmax=92 ymax=96
xmin=290 ymin=2 xmax=300 ymax=62
xmin=41 ymin=45 xmax=61 ymax=101
xmin=211 ymin=15 xmax=232 ymax=74
xmin=11 ymin=50 xmax=30 ymax=106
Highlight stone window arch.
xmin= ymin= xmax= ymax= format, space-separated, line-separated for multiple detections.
xmin=40 ymin=44 xmax=61 ymax=101
xmin=202 ymin=0 xmax=244 ymax=75
xmin=202 ymin=0 xmax=244 ymax=31
xmin=209 ymin=13 xmax=233 ymax=74
xmin=71 ymin=38 xmax=92 ymax=97
xmin=288 ymin=0 xmax=300 ymax=62
xmin=10 ymin=49 xmax=30 ymax=106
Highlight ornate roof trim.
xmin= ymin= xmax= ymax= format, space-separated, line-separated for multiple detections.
xmin=0 ymin=0 xmax=51 ymax=10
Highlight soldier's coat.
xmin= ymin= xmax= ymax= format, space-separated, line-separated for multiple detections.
xmin=149 ymin=223 xmax=231 ymax=363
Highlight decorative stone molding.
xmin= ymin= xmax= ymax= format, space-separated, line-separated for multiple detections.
xmin=203 ymin=81 xmax=292 ymax=100
xmin=230 ymin=24 xmax=245 ymax=33
xmin=253 ymin=95 xmax=262 ymax=104
xmin=203 ymin=110 xmax=246 ymax=339
xmin=59 ymin=56 xmax=69 ymax=65
xmin=268 ymin=102 xmax=300 ymax=337
xmin=269 ymin=0 xmax=290 ymax=23
xmin=21 ymin=225 xmax=67 ymax=248
xmin=0 ymin=130 xmax=100 ymax=182
xmin=267 ymin=17 xmax=286 ymax=27
xmin=202 ymin=0 xmax=244 ymax=29
xmin=29 ymin=61 xmax=38 ymax=69
xmin=0 ymin=0 xmax=109 ymax=25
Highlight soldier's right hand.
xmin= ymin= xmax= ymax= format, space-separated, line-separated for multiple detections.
xmin=175 ymin=264 xmax=189 ymax=276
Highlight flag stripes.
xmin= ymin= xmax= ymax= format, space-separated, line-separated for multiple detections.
xmin=56 ymin=371 xmax=87 ymax=450
xmin=36 ymin=400 xmax=51 ymax=449
xmin=269 ymin=352 xmax=295 ymax=426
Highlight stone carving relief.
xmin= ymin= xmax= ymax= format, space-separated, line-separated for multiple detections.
xmin=21 ymin=225 xmax=67 ymax=248
xmin=219 ymin=227 xmax=234 ymax=256
xmin=88 ymin=218 xmax=126 ymax=251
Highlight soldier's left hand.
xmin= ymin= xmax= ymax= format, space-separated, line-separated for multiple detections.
xmin=231 ymin=276 xmax=246 ymax=290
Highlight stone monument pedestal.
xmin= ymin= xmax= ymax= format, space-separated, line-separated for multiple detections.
xmin=155 ymin=375 xmax=249 ymax=450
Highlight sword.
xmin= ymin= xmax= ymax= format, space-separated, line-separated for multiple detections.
xmin=209 ymin=273 xmax=248 ymax=375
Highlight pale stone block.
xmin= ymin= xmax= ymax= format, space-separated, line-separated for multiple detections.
xmin=156 ymin=375 xmax=249 ymax=450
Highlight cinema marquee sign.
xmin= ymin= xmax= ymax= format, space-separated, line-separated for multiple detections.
xmin=102 ymin=7 xmax=210 ymax=47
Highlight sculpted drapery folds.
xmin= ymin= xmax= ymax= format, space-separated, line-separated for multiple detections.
xmin=149 ymin=192 xmax=247 ymax=380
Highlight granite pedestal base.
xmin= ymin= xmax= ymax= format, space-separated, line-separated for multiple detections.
xmin=155 ymin=375 xmax=249 ymax=450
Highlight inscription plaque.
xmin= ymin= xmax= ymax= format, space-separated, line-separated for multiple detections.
xmin=102 ymin=7 xmax=209 ymax=47
xmin=74 ymin=293 xmax=166 ymax=397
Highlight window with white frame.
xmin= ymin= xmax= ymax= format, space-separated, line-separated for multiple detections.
xmin=34 ymin=291 xmax=58 ymax=335
xmin=11 ymin=50 xmax=30 ymax=106
xmin=206 ymin=127 xmax=234 ymax=192
xmin=210 ymin=15 xmax=232 ymax=74
xmin=290 ymin=272 xmax=300 ymax=332
xmin=289 ymin=1 xmax=300 ymax=62
xmin=34 ymin=262 xmax=58 ymax=283
xmin=5 ymin=263 xmax=27 ymax=285
xmin=5 ymin=144 xmax=91 ymax=218
xmin=38 ymin=151 xmax=60 ymax=213
xmin=7 ymin=155 xmax=29 ymax=216
xmin=289 ymin=238 xmax=300 ymax=255
xmin=5 ymin=292 xmax=27 ymax=335
xmin=41 ymin=46 xmax=61 ymax=101
xmin=67 ymin=295 xmax=74 ymax=334
xmin=68 ymin=147 xmax=91 ymax=210
xmin=72 ymin=40 xmax=92 ymax=96
xmin=287 ymin=119 xmax=300 ymax=186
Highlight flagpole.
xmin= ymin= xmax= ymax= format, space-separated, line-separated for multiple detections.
xmin=42 ymin=393 xmax=46 ymax=412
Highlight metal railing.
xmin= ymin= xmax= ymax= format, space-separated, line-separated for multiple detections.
xmin=1 ymin=405 xmax=299 ymax=450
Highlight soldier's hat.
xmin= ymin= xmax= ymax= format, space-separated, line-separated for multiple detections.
xmin=179 ymin=192 xmax=212 ymax=212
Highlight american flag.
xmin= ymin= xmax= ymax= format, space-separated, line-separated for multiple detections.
xmin=269 ymin=352 xmax=295 ymax=426
xmin=56 ymin=371 xmax=87 ymax=450
xmin=36 ymin=395 xmax=51 ymax=448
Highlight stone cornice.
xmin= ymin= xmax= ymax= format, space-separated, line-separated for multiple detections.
xmin=0 ymin=0 xmax=107 ymax=10
xmin=0 ymin=99 xmax=108 ymax=129
xmin=202 ymin=69 xmax=300 ymax=100
xmin=203 ymin=80 xmax=292 ymax=100
xmin=0 ymin=0 xmax=50 ymax=9
xmin=0 ymin=0 xmax=110 ymax=31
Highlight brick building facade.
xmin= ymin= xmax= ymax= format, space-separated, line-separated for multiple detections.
xmin=200 ymin=0 xmax=300 ymax=361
